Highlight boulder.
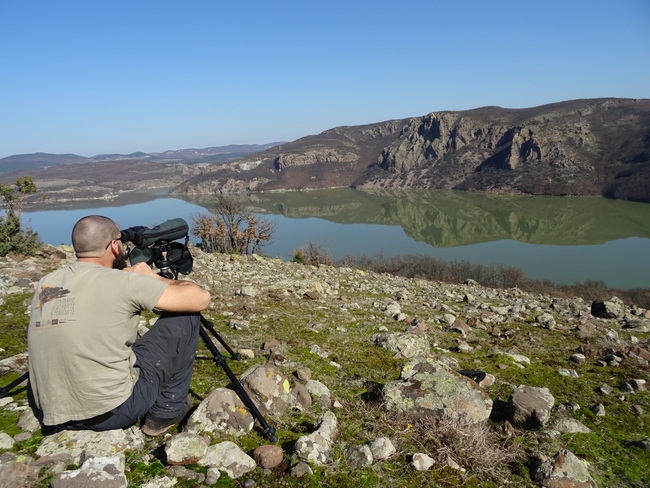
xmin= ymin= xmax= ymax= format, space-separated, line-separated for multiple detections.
xmin=533 ymin=449 xmax=597 ymax=488
xmin=198 ymin=441 xmax=256 ymax=479
xmin=35 ymin=428 xmax=145 ymax=465
xmin=241 ymin=365 xmax=292 ymax=416
xmin=371 ymin=332 xmax=431 ymax=359
xmin=591 ymin=299 xmax=624 ymax=319
xmin=50 ymin=453 xmax=127 ymax=488
xmin=165 ymin=432 xmax=210 ymax=465
xmin=382 ymin=358 xmax=492 ymax=424
xmin=293 ymin=411 xmax=339 ymax=466
xmin=508 ymin=385 xmax=555 ymax=428
xmin=253 ymin=445 xmax=284 ymax=469
xmin=185 ymin=388 xmax=254 ymax=436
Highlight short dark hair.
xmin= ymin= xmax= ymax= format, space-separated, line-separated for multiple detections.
xmin=71 ymin=215 xmax=120 ymax=257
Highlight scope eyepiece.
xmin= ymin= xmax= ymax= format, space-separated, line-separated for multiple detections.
xmin=119 ymin=226 xmax=147 ymax=246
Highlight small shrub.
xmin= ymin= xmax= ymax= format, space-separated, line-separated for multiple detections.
xmin=292 ymin=248 xmax=305 ymax=264
xmin=294 ymin=243 xmax=333 ymax=266
xmin=0 ymin=176 xmax=41 ymax=256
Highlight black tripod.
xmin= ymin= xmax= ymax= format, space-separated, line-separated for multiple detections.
xmin=0 ymin=371 xmax=28 ymax=398
xmin=197 ymin=314 xmax=278 ymax=442
xmin=144 ymin=241 xmax=278 ymax=442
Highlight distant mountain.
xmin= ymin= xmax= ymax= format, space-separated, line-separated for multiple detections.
xmin=0 ymin=153 xmax=89 ymax=173
xmin=0 ymin=143 xmax=285 ymax=174
xmin=172 ymin=98 xmax=650 ymax=203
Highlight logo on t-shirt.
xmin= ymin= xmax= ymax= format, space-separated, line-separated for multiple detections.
xmin=36 ymin=286 xmax=70 ymax=309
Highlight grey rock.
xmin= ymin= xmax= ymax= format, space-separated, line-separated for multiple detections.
xmin=0 ymin=353 xmax=29 ymax=374
xmin=305 ymin=379 xmax=331 ymax=404
xmin=290 ymin=382 xmax=312 ymax=411
xmin=0 ymin=452 xmax=40 ymax=488
xmin=630 ymin=405 xmax=644 ymax=415
xmin=591 ymin=299 xmax=624 ymax=319
xmin=240 ymin=365 xmax=292 ymax=416
xmin=345 ymin=444 xmax=373 ymax=468
xmin=557 ymin=368 xmax=580 ymax=378
xmin=167 ymin=464 xmax=205 ymax=483
xmin=17 ymin=407 xmax=42 ymax=433
xmin=293 ymin=411 xmax=339 ymax=466
xmin=371 ymin=332 xmax=430 ymax=359
xmin=185 ymin=388 xmax=254 ymax=436
xmin=293 ymin=432 xmax=332 ymax=466
xmin=536 ymin=313 xmax=556 ymax=328
xmin=0 ymin=433 xmax=14 ymax=450
xmin=410 ymin=453 xmax=434 ymax=471
xmin=508 ymin=385 xmax=555 ymax=428
xmin=36 ymin=428 xmax=145 ymax=465
xmin=139 ymin=476 xmax=179 ymax=488
xmin=205 ymin=467 xmax=221 ymax=484
xmin=198 ymin=441 xmax=256 ymax=479
xmin=550 ymin=418 xmax=592 ymax=434
xmin=597 ymin=383 xmax=613 ymax=395
xmin=165 ymin=432 xmax=209 ymax=465
xmin=50 ymin=454 xmax=127 ymax=488
xmin=368 ymin=437 xmax=397 ymax=461
xmin=314 ymin=411 xmax=339 ymax=441
xmin=290 ymin=461 xmax=313 ymax=477
xmin=383 ymin=358 xmax=492 ymax=425
xmin=569 ymin=353 xmax=586 ymax=364
xmin=590 ymin=403 xmax=606 ymax=416
xmin=533 ymin=449 xmax=597 ymax=487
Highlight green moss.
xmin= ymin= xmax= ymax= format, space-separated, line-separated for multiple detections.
xmin=564 ymin=433 xmax=650 ymax=487
xmin=0 ymin=292 xmax=31 ymax=357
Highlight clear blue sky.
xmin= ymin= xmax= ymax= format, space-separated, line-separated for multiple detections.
xmin=1 ymin=0 xmax=649 ymax=159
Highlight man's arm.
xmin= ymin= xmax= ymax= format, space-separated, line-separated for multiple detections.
xmin=126 ymin=262 xmax=211 ymax=312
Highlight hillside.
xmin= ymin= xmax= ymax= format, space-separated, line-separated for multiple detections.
xmin=172 ymin=98 xmax=650 ymax=202
xmin=0 ymin=245 xmax=648 ymax=487
xmin=0 ymin=144 xmax=283 ymax=204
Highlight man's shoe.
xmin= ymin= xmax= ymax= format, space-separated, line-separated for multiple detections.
xmin=142 ymin=397 xmax=193 ymax=436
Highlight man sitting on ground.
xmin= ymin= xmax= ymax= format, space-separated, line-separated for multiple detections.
xmin=28 ymin=215 xmax=211 ymax=435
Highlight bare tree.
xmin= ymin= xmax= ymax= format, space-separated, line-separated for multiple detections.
xmin=192 ymin=194 xmax=275 ymax=255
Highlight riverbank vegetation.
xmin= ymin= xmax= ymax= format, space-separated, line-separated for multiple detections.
xmin=293 ymin=243 xmax=650 ymax=309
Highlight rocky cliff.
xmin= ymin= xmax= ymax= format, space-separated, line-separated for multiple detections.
xmin=173 ymin=98 xmax=650 ymax=202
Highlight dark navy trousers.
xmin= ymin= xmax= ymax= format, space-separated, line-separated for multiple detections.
xmin=63 ymin=312 xmax=200 ymax=431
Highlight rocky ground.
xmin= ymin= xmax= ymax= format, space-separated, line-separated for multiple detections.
xmin=0 ymin=245 xmax=648 ymax=487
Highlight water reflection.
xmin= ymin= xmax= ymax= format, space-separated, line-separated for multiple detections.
xmin=188 ymin=188 xmax=650 ymax=248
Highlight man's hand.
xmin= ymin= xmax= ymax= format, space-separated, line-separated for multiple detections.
xmin=125 ymin=262 xmax=158 ymax=277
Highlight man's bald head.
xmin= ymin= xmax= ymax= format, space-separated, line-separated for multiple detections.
xmin=72 ymin=215 xmax=121 ymax=258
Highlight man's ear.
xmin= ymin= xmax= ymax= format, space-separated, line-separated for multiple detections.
xmin=109 ymin=240 xmax=121 ymax=256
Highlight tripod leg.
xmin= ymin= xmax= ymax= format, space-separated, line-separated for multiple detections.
xmin=200 ymin=315 xmax=241 ymax=360
xmin=0 ymin=371 xmax=29 ymax=397
xmin=198 ymin=326 xmax=278 ymax=442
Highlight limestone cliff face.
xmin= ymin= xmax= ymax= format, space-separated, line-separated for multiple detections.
xmin=358 ymin=99 xmax=650 ymax=201
xmin=275 ymin=149 xmax=359 ymax=169
xmin=378 ymin=111 xmax=594 ymax=174
xmin=172 ymin=98 xmax=650 ymax=202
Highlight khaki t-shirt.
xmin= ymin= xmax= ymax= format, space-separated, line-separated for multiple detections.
xmin=28 ymin=262 xmax=167 ymax=425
